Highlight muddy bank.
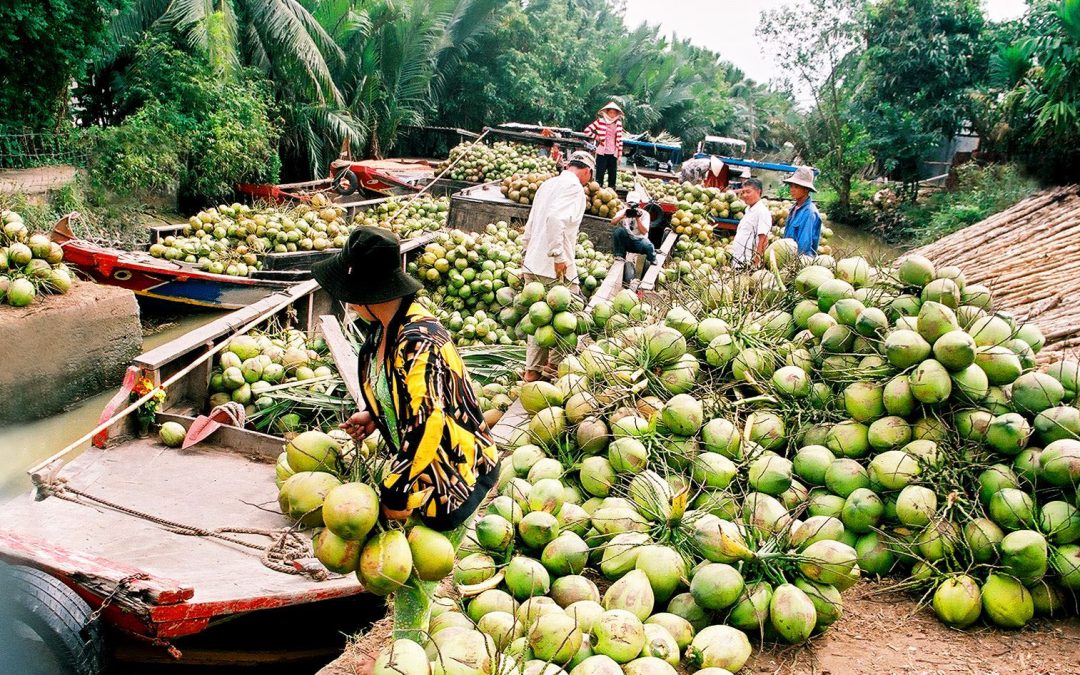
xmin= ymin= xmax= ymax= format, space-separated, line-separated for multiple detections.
xmin=0 ymin=282 xmax=141 ymax=425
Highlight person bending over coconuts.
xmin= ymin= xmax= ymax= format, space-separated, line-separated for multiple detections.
xmin=312 ymin=226 xmax=500 ymax=642
xmin=312 ymin=226 xmax=499 ymax=529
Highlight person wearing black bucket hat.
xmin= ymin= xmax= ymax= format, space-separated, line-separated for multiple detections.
xmin=311 ymin=226 xmax=499 ymax=531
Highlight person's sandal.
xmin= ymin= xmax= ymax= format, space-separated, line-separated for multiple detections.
xmin=523 ymin=370 xmax=544 ymax=383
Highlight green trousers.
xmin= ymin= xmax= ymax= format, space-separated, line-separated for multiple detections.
xmin=392 ymin=519 xmax=471 ymax=643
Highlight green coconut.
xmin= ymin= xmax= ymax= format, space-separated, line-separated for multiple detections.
xmin=541 ymin=532 xmax=590 ymax=576
xmin=986 ymin=413 xmax=1031 ymax=455
xmin=951 ymin=363 xmax=990 ymax=402
xmin=825 ymin=458 xmax=870 ymax=497
xmin=690 ymin=563 xmax=744 ymax=611
xmin=374 ymin=639 xmax=431 ymax=675
xmin=1011 ymin=372 xmax=1065 ymax=415
xmin=685 ymin=625 xmax=751 ymax=672
xmin=826 ymin=421 xmax=870 ymax=459
xmin=792 ymin=445 xmax=835 ymax=486
xmin=1040 ymin=500 xmax=1080 ymax=544
xmin=1000 ymin=529 xmax=1048 ymax=584
xmin=909 ymin=359 xmax=952 ymax=404
xmin=768 ymin=583 xmax=817 ymax=643
xmin=841 ymin=488 xmax=883 ymax=534
xmin=505 ymin=556 xmax=551 ymax=599
xmin=895 ymin=485 xmax=937 ymax=528
xmin=867 ymin=416 xmax=912 ymax=451
xmin=1034 ymin=406 xmax=1080 ymax=444
xmin=528 ymin=612 xmax=582 ymax=665
xmin=988 ymin=488 xmax=1035 ymax=530
xmin=932 ymin=576 xmax=982 ymax=628
xmin=358 ymin=530 xmax=412 ymax=596
xmin=868 ymin=450 xmax=921 ymax=491
xmin=591 ymin=610 xmax=645 ymax=664
xmin=964 ymin=517 xmax=1004 ymax=562
xmin=981 ymin=573 xmax=1034 ymax=628
xmin=1040 ymin=439 xmax=1080 ymax=487
xmin=921 ymin=278 xmax=961 ymax=308
xmin=884 ymin=330 xmax=932 ymax=369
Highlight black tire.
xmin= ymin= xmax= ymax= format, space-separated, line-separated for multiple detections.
xmin=0 ymin=563 xmax=106 ymax=675
xmin=333 ymin=168 xmax=359 ymax=196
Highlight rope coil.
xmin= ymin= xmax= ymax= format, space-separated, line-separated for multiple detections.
xmin=39 ymin=477 xmax=329 ymax=580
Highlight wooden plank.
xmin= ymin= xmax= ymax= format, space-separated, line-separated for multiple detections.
xmin=0 ymin=530 xmax=194 ymax=606
xmin=490 ymin=400 xmax=528 ymax=447
xmin=639 ymin=231 xmax=679 ymax=292
xmin=135 ymin=280 xmax=319 ymax=371
xmin=319 ymin=315 xmax=362 ymax=407
xmin=156 ymin=413 xmax=287 ymax=461
xmin=587 ymin=260 xmax=627 ymax=312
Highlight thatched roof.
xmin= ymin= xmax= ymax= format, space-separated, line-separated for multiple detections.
xmin=911 ymin=185 xmax=1080 ymax=362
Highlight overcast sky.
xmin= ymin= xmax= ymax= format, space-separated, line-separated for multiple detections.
xmin=622 ymin=0 xmax=1029 ymax=86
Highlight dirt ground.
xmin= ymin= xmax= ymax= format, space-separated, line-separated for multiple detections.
xmin=318 ymin=582 xmax=1080 ymax=675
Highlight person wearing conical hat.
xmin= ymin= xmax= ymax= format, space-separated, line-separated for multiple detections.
xmin=584 ymin=101 xmax=624 ymax=189
xmin=782 ymin=166 xmax=822 ymax=255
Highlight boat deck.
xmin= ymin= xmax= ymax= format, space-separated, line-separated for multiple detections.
xmin=0 ymin=434 xmax=361 ymax=636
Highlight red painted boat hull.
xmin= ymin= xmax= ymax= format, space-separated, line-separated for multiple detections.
xmin=51 ymin=219 xmax=294 ymax=310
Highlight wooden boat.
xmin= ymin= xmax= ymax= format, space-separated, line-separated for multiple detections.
xmin=0 ymin=280 xmax=384 ymax=670
xmin=52 ymin=213 xmax=436 ymax=310
xmin=50 ymin=216 xmax=296 ymax=310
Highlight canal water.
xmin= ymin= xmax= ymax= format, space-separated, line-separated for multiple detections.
xmin=826 ymin=220 xmax=900 ymax=260
xmin=0 ymin=311 xmax=225 ymax=499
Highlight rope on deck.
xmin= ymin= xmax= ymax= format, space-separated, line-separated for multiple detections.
xmin=37 ymin=477 xmax=331 ymax=580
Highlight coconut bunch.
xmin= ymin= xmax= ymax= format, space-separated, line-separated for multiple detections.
xmin=443 ymin=141 xmax=558 ymax=183
xmin=369 ymin=296 xmax=863 ymax=674
xmin=0 ymin=209 xmax=74 ymax=307
xmin=584 ymin=183 xmax=622 ymax=218
xmin=409 ymin=222 xmax=523 ymax=347
xmin=353 ymin=195 xmax=450 ymax=240
xmin=152 ymin=202 xmax=352 ymax=276
xmin=360 ymin=243 xmax=1080 ymax=675
xmin=410 ymin=224 xmax=612 ymax=347
xmin=776 ymin=250 xmax=1080 ymax=630
xmin=274 ymin=429 xmax=459 ymax=598
xmin=495 ymin=281 xmax=594 ymax=353
xmin=207 ymin=329 xmax=352 ymax=435
xmin=573 ymin=236 xmax=615 ymax=298
xmin=501 ymin=173 xmax=557 ymax=205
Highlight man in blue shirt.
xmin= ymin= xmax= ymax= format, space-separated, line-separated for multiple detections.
xmin=783 ymin=166 xmax=822 ymax=255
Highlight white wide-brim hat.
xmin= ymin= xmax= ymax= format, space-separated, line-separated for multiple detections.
xmin=709 ymin=156 xmax=724 ymax=176
xmin=784 ymin=165 xmax=817 ymax=192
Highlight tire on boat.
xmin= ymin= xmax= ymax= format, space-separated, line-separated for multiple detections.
xmin=0 ymin=563 xmax=106 ymax=675
xmin=333 ymin=169 xmax=359 ymax=196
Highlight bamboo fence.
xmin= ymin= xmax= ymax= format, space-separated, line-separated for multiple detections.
xmin=910 ymin=185 xmax=1080 ymax=363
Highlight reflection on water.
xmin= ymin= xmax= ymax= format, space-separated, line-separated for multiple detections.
xmin=826 ymin=220 xmax=900 ymax=262
xmin=0 ymin=311 xmax=224 ymax=498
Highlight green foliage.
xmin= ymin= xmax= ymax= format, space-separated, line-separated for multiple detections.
xmin=983 ymin=0 xmax=1080 ymax=179
xmin=0 ymin=0 xmax=124 ymax=132
xmin=856 ymin=0 xmax=991 ymax=183
xmin=856 ymin=163 xmax=1039 ymax=245
xmin=760 ymin=0 xmax=870 ymax=211
xmin=436 ymin=0 xmax=790 ymax=151
xmin=85 ymin=39 xmax=280 ymax=203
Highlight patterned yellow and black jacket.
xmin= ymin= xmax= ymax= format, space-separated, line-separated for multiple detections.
xmin=358 ymin=300 xmax=500 ymax=530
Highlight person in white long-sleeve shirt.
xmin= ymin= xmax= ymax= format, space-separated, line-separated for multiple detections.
xmin=520 ymin=151 xmax=594 ymax=381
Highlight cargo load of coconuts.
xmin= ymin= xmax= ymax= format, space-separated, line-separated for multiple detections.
xmin=276 ymin=238 xmax=1080 ymax=675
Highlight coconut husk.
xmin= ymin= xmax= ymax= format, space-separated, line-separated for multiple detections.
xmin=911 ymin=184 xmax=1080 ymax=363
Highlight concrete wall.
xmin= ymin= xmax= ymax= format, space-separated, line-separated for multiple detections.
xmin=0 ymin=283 xmax=141 ymax=425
